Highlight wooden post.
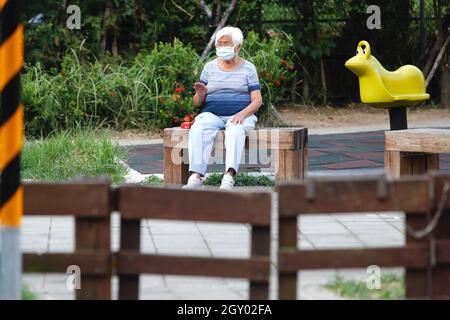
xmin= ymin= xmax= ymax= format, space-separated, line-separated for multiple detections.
xmin=118 ymin=219 xmax=140 ymax=300
xmin=430 ymin=173 xmax=450 ymax=299
xmin=75 ymin=216 xmax=111 ymax=299
xmin=385 ymin=151 xmax=439 ymax=178
xmin=250 ymin=225 xmax=271 ymax=299
xmin=275 ymin=149 xmax=308 ymax=181
xmin=275 ymin=128 xmax=308 ymax=182
xmin=163 ymin=146 xmax=189 ymax=185
xmin=384 ymin=130 xmax=447 ymax=298
xmin=384 ymin=129 xmax=450 ymax=178
xmin=277 ymin=217 xmax=297 ymax=299
xmin=388 ymin=153 xmax=434 ymax=299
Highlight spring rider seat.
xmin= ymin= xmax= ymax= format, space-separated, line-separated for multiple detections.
xmin=345 ymin=40 xmax=430 ymax=130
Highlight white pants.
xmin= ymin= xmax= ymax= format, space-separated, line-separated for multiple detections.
xmin=188 ymin=111 xmax=257 ymax=176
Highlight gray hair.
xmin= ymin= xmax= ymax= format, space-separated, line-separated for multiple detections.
xmin=215 ymin=26 xmax=244 ymax=47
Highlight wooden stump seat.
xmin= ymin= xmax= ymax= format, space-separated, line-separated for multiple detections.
xmin=385 ymin=128 xmax=450 ymax=178
xmin=163 ymin=127 xmax=308 ymax=185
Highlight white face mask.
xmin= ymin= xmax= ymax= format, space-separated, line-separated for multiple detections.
xmin=216 ymin=45 xmax=236 ymax=61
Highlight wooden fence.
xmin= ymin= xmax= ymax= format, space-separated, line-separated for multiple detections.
xmin=277 ymin=172 xmax=450 ymax=299
xmin=22 ymin=172 xmax=450 ymax=299
xmin=23 ymin=178 xmax=111 ymax=299
xmin=116 ymin=185 xmax=272 ymax=300
xmin=22 ymin=180 xmax=272 ymax=300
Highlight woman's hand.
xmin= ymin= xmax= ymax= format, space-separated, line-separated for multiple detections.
xmin=193 ymin=82 xmax=207 ymax=97
xmin=230 ymin=112 xmax=245 ymax=125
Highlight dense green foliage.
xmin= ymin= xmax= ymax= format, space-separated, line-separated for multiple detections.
xmin=23 ymin=32 xmax=298 ymax=136
xmin=22 ymin=0 xmax=448 ymax=136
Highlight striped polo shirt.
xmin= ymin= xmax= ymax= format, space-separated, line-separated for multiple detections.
xmin=198 ymin=58 xmax=261 ymax=116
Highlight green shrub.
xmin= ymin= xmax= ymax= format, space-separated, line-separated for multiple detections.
xmin=204 ymin=173 xmax=275 ymax=187
xmin=132 ymin=38 xmax=202 ymax=128
xmin=22 ymin=33 xmax=298 ymax=137
xmin=240 ymin=31 xmax=299 ymax=109
xmin=142 ymin=175 xmax=164 ymax=185
xmin=23 ymin=39 xmax=202 ymax=137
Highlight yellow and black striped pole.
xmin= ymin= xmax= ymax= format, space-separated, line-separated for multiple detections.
xmin=0 ymin=0 xmax=24 ymax=300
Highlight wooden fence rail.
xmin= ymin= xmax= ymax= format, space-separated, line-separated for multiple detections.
xmin=277 ymin=172 xmax=450 ymax=300
xmin=116 ymin=185 xmax=272 ymax=300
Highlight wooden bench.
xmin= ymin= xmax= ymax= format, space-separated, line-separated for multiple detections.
xmin=385 ymin=128 xmax=450 ymax=178
xmin=163 ymin=127 xmax=308 ymax=185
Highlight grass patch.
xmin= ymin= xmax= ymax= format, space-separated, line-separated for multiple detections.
xmin=22 ymin=284 xmax=38 ymax=300
xmin=142 ymin=175 xmax=164 ymax=185
xmin=141 ymin=173 xmax=275 ymax=187
xmin=323 ymin=273 xmax=404 ymax=300
xmin=204 ymin=173 xmax=275 ymax=187
xmin=23 ymin=129 xmax=128 ymax=184
xmin=142 ymin=173 xmax=274 ymax=187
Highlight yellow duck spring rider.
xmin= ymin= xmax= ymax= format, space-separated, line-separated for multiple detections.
xmin=345 ymin=40 xmax=430 ymax=129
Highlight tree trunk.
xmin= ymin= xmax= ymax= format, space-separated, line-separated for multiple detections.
xmin=302 ymin=60 xmax=310 ymax=103
xmin=441 ymin=53 xmax=450 ymax=110
xmin=320 ymin=58 xmax=327 ymax=105
xmin=200 ymin=0 xmax=238 ymax=60
xmin=291 ymin=74 xmax=298 ymax=104
xmin=215 ymin=0 xmax=222 ymax=26
xmin=101 ymin=4 xmax=119 ymax=56
xmin=55 ymin=0 xmax=68 ymax=62
xmin=111 ymin=35 xmax=118 ymax=56
xmin=101 ymin=5 xmax=110 ymax=54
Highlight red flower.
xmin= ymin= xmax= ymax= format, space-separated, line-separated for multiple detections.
xmin=189 ymin=114 xmax=194 ymax=121
xmin=173 ymin=94 xmax=181 ymax=102
xmin=173 ymin=116 xmax=180 ymax=123
xmin=274 ymin=80 xmax=281 ymax=88
xmin=175 ymin=86 xmax=185 ymax=93
xmin=183 ymin=115 xmax=190 ymax=122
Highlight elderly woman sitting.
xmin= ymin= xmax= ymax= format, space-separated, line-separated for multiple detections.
xmin=183 ymin=26 xmax=263 ymax=190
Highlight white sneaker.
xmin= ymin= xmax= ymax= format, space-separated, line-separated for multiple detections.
xmin=220 ymin=174 xmax=235 ymax=190
xmin=183 ymin=174 xmax=204 ymax=189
